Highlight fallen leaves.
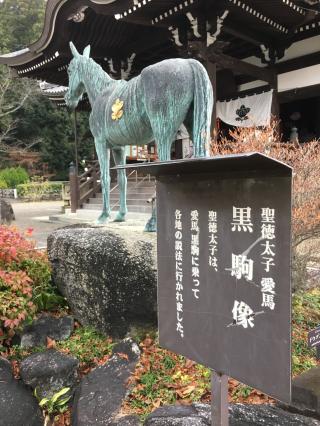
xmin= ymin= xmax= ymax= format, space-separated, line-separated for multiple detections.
xmin=46 ymin=337 xmax=56 ymax=349
xmin=122 ymin=335 xmax=275 ymax=418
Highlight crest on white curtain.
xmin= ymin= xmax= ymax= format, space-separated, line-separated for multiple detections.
xmin=217 ymin=90 xmax=273 ymax=127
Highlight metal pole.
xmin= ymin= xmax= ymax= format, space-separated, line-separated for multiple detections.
xmin=69 ymin=162 xmax=79 ymax=213
xmin=211 ymin=372 xmax=229 ymax=426
xmin=73 ymin=109 xmax=79 ymax=174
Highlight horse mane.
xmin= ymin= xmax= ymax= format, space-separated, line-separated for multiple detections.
xmin=79 ymin=56 xmax=115 ymax=93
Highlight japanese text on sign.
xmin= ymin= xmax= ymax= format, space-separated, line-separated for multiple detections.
xmin=229 ymin=206 xmax=277 ymax=328
xmin=175 ymin=209 xmax=184 ymax=338
xmin=208 ymin=210 xmax=218 ymax=272
xmin=191 ymin=210 xmax=200 ymax=299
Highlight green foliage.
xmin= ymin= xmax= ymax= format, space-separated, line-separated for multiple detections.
xmin=6 ymin=344 xmax=46 ymax=361
xmin=0 ymin=178 xmax=8 ymax=189
xmin=18 ymin=257 xmax=66 ymax=311
xmin=0 ymin=1 xmax=46 ymax=53
xmin=292 ymin=288 xmax=320 ymax=374
xmin=14 ymin=94 xmax=94 ymax=179
xmin=57 ymin=327 xmax=113 ymax=365
xmin=17 ymin=182 xmax=63 ymax=200
xmin=231 ymin=384 xmax=253 ymax=400
xmin=35 ymin=387 xmax=71 ymax=415
xmin=0 ymin=1 xmax=95 ymax=179
xmin=0 ymin=166 xmax=29 ymax=188
xmin=33 ymin=289 xmax=67 ymax=312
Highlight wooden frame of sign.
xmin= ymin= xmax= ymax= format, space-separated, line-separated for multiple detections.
xmin=117 ymin=152 xmax=292 ymax=425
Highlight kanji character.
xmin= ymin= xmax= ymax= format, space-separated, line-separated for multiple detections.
xmin=231 ymin=254 xmax=253 ymax=280
xmin=261 ymin=293 xmax=275 ymax=310
xmin=261 ymin=277 xmax=276 ymax=294
xmin=261 ymin=241 xmax=275 ymax=256
xmin=262 ymin=257 xmax=275 ymax=272
xmin=261 ymin=208 xmax=275 ymax=223
xmin=261 ymin=224 xmax=275 ymax=240
xmin=232 ymin=300 xmax=255 ymax=328
xmin=231 ymin=207 xmax=253 ymax=232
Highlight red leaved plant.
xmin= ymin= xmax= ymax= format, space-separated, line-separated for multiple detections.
xmin=0 ymin=226 xmax=50 ymax=342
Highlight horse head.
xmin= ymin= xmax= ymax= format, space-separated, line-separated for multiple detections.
xmin=65 ymin=42 xmax=91 ymax=109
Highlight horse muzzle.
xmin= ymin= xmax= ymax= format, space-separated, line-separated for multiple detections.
xmin=64 ymin=93 xmax=79 ymax=109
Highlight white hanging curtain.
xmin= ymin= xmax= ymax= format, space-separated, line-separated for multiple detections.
xmin=216 ymin=90 xmax=273 ymax=127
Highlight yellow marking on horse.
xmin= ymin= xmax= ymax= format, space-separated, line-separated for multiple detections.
xmin=111 ymin=99 xmax=124 ymax=120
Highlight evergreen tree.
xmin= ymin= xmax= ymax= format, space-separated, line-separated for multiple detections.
xmin=0 ymin=0 xmax=45 ymax=53
xmin=0 ymin=0 xmax=93 ymax=178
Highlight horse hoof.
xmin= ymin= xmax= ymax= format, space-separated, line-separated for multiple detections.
xmin=96 ymin=212 xmax=110 ymax=224
xmin=113 ymin=212 xmax=126 ymax=222
xmin=144 ymin=218 xmax=157 ymax=232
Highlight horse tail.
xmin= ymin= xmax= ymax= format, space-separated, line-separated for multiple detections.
xmin=188 ymin=59 xmax=213 ymax=157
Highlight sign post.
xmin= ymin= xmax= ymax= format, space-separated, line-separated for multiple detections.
xmin=212 ymin=372 xmax=228 ymax=425
xmin=119 ymin=153 xmax=292 ymax=424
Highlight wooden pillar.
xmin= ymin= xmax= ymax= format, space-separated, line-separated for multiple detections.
xmin=187 ymin=40 xmax=217 ymax=141
xmin=73 ymin=110 xmax=79 ymax=174
xmin=270 ymin=68 xmax=280 ymax=131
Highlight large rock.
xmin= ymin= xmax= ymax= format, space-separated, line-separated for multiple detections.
xmin=0 ymin=357 xmax=43 ymax=426
xmin=0 ymin=200 xmax=15 ymax=225
xmin=291 ymin=366 xmax=320 ymax=415
xmin=72 ymin=338 xmax=140 ymax=426
xmin=109 ymin=416 xmax=141 ymax=426
xmin=20 ymin=315 xmax=74 ymax=348
xmin=20 ymin=349 xmax=78 ymax=399
xmin=47 ymin=225 xmax=157 ymax=337
xmin=145 ymin=403 xmax=320 ymax=425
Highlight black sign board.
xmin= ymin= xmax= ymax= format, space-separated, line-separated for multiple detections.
xmin=308 ymin=326 xmax=320 ymax=360
xmin=119 ymin=153 xmax=292 ymax=404
xmin=308 ymin=326 xmax=320 ymax=348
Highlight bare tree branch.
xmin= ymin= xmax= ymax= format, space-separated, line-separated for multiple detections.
xmin=0 ymin=66 xmax=36 ymax=153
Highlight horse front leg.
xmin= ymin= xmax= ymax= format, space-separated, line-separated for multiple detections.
xmin=95 ymin=140 xmax=111 ymax=224
xmin=112 ymin=147 xmax=127 ymax=222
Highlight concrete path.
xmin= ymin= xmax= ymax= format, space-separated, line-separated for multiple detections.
xmin=6 ymin=200 xmax=152 ymax=248
xmin=9 ymin=200 xmax=66 ymax=248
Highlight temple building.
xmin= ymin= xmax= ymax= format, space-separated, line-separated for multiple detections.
xmin=1 ymin=0 xmax=320 ymax=149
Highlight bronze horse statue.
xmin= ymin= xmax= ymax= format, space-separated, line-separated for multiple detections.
xmin=65 ymin=42 xmax=213 ymax=225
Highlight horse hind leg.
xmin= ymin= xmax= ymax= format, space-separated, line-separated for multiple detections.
xmin=183 ymin=106 xmax=194 ymax=157
xmin=95 ymin=139 xmax=111 ymax=224
xmin=112 ymin=147 xmax=127 ymax=222
xmin=144 ymin=132 xmax=175 ymax=233
xmin=157 ymin=143 xmax=172 ymax=161
xmin=155 ymin=130 xmax=178 ymax=161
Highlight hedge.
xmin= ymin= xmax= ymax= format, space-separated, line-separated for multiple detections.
xmin=0 ymin=179 xmax=8 ymax=189
xmin=0 ymin=167 xmax=29 ymax=188
xmin=17 ymin=182 xmax=63 ymax=201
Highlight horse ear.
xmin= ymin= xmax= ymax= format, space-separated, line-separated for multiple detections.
xmin=83 ymin=45 xmax=91 ymax=58
xmin=70 ymin=42 xmax=80 ymax=58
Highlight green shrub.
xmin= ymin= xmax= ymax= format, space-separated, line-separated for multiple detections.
xmin=0 ymin=179 xmax=8 ymax=189
xmin=0 ymin=167 xmax=29 ymax=188
xmin=17 ymin=182 xmax=63 ymax=201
